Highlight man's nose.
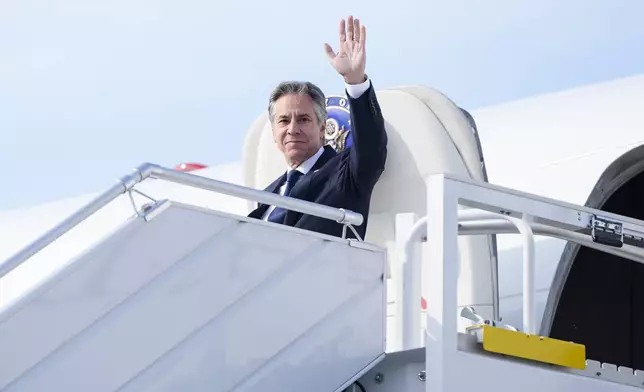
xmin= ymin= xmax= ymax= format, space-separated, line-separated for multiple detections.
xmin=287 ymin=122 xmax=301 ymax=134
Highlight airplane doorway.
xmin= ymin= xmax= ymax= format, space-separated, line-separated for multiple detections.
xmin=541 ymin=145 xmax=644 ymax=371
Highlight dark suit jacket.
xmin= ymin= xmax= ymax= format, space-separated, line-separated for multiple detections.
xmin=248 ymin=82 xmax=387 ymax=239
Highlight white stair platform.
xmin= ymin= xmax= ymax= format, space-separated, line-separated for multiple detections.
xmin=0 ymin=201 xmax=386 ymax=392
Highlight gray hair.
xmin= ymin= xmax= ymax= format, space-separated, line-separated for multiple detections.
xmin=268 ymin=81 xmax=327 ymax=126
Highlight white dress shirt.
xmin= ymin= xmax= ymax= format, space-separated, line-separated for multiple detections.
xmin=261 ymin=78 xmax=372 ymax=221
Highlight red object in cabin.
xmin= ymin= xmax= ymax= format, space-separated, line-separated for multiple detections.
xmin=421 ymin=296 xmax=427 ymax=310
xmin=175 ymin=162 xmax=208 ymax=172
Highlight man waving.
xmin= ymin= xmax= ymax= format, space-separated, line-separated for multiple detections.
xmin=248 ymin=16 xmax=388 ymax=240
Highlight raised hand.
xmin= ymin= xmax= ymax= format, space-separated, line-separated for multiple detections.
xmin=324 ymin=16 xmax=366 ymax=85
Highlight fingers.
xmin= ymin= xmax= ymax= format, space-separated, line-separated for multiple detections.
xmin=353 ymin=18 xmax=360 ymax=42
xmin=338 ymin=16 xmax=365 ymax=45
xmin=324 ymin=43 xmax=336 ymax=60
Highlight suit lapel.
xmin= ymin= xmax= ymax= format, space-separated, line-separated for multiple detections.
xmin=249 ymin=146 xmax=337 ymax=223
xmin=312 ymin=145 xmax=337 ymax=170
xmin=282 ymin=146 xmax=337 ymax=226
xmin=286 ymin=146 xmax=336 ymax=198
xmin=265 ymin=172 xmax=286 ymax=195
xmin=248 ymin=172 xmax=286 ymax=219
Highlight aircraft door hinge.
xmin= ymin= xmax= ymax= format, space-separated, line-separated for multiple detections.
xmin=624 ymin=233 xmax=644 ymax=246
xmin=591 ymin=215 xmax=623 ymax=248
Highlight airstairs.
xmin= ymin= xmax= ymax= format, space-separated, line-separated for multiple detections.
xmin=0 ymin=164 xmax=386 ymax=392
xmin=2 ymin=163 xmax=644 ymax=391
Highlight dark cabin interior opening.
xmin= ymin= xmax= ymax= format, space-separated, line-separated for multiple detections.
xmin=549 ymin=169 xmax=644 ymax=370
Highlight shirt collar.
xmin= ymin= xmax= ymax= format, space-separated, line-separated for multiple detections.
xmin=288 ymin=146 xmax=324 ymax=175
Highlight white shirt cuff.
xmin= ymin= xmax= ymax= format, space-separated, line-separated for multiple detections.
xmin=345 ymin=77 xmax=371 ymax=99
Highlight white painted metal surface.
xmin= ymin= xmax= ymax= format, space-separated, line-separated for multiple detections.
xmin=0 ymin=202 xmax=386 ymax=392
xmin=423 ymin=173 xmax=644 ymax=391
xmin=357 ymin=347 xmax=426 ymax=391
xmin=0 ymin=164 xmax=249 ymax=309
xmin=5 ymin=76 xmax=644 ymax=358
xmin=456 ymin=210 xmax=536 ymax=333
xmin=357 ymin=337 xmax=644 ymax=391
xmin=3 ymin=75 xmax=644 ymax=391
xmin=398 ymin=210 xmax=539 ymax=347
xmin=400 ymin=216 xmax=426 ymax=350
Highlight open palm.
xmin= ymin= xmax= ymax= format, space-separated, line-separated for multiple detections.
xmin=324 ymin=16 xmax=366 ymax=84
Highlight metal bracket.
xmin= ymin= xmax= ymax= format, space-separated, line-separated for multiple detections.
xmin=461 ymin=306 xmax=518 ymax=338
xmin=342 ymin=224 xmax=364 ymax=241
xmin=127 ymin=187 xmax=158 ymax=217
xmin=591 ymin=215 xmax=624 ymax=248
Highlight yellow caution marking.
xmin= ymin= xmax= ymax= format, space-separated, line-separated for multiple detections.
xmin=478 ymin=325 xmax=586 ymax=370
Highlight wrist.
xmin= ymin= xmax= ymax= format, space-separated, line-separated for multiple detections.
xmin=344 ymin=73 xmax=367 ymax=85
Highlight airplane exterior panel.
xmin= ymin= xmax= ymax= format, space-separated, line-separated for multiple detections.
xmin=473 ymin=74 xmax=644 ymax=206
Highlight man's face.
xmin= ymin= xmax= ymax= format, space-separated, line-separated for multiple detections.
xmin=272 ymin=93 xmax=325 ymax=168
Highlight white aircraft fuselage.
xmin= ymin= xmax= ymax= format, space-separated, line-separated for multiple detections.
xmin=1 ymin=73 xmax=643 ymax=339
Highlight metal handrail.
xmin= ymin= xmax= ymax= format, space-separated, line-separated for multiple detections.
xmin=400 ymin=216 xmax=428 ymax=350
xmin=0 ymin=162 xmax=364 ymax=280
xmin=510 ymin=216 xmax=536 ymax=335
xmin=400 ymin=210 xmax=537 ymax=348
xmin=148 ymin=165 xmax=363 ymax=226
xmin=458 ymin=210 xmax=536 ymax=334
xmin=458 ymin=219 xmax=644 ymax=265
xmin=397 ymin=214 xmax=644 ymax=346
xmin=0 ymin=164 xmax=149 ymax=279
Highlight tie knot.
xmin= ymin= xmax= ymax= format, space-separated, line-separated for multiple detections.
xmin=286 ymin=169 xmax=303 ymax=184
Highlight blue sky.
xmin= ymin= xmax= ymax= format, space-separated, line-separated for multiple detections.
xmin=1 ymin=0 xmax=643 ymax=211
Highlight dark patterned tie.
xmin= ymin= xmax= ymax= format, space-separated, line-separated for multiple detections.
xmin=267 ymin=170 xmax=304 ymax=223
